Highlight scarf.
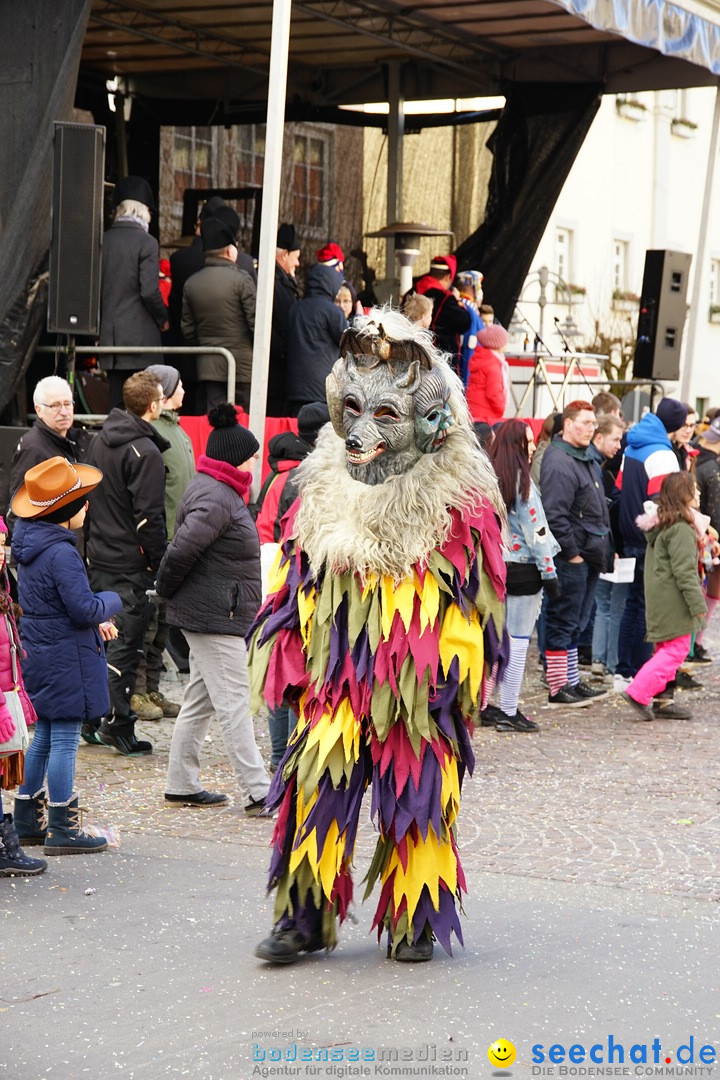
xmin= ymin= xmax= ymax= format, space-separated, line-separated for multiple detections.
xmin=197 ymin=455 xmax=252 ymax=501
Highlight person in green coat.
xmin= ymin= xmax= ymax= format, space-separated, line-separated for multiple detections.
xmin=132 ymin=365 xmax=196 ymax=721
xmin=622 ymin=472 xmax=707 ymax=721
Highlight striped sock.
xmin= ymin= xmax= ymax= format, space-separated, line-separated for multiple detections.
xmin=500 ymin=636 xmax=530 ymax=716
xmin=546 ymin=650 xmax=568 ymax=696
xmin=567 ymin=646 xmax=579 ymax=687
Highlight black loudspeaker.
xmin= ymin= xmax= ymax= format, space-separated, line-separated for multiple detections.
xmin=633 ymin=249 xmax=692 ymax=381
xmin=48 ymin=122 xmax=106 ymax=335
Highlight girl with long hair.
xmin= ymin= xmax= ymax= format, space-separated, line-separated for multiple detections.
xmin=485 ymin=420 xmax=560 ymax=732
xmin=622 ymin=472 xmax=707 ymax=721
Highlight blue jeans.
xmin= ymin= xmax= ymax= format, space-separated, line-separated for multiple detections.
xmin=19 ymin=718 xmax=82 ymax=803
xmin=546 ymin=559 xmax=599 ymax=651
xmin=268 ymin=705 xmax=297 ymax=768
xmin=592 ymin=578 xmax=629 ymax=673
xmin=616 ymin=545 xmax=653 ymax=678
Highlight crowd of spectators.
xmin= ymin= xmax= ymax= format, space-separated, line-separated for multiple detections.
xmin=1 ymin=198 xmax=716 ymax=875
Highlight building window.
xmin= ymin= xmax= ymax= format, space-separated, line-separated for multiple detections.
xmin=293 ymin=132 xmax=329 ymax=232
xmin=710 ymin=259 xmax=720 ymax=307
xmin=236 ymin=126 xmax=265 ymax=185
xmin=613 ymin=239 xmax=629 ymax=292
xmin=709 ymin=259 xmax=720 ymax=321
xmin=171 ymin=126 xmax=217 ymax=235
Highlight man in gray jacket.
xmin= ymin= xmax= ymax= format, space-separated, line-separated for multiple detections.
xmin=181 ymin=210 xmax=256 ymax=412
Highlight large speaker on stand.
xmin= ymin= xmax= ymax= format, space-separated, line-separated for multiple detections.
xmin=633 ymin=249 xmax=692 ymax=382
xmin=47 ymin=122 xmax=106 ymax=336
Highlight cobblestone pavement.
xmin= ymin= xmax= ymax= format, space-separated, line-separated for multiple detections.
xmin=43 ymin=630 xmax=720 ymax=906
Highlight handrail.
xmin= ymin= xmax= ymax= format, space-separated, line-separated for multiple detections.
xmin=35 ymin=345 xmax=237 ymax=406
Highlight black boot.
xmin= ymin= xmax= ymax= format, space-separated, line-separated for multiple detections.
xmin=393 ymin=927 xmax=434 ymax=962
xmin=14 ymin=789 xmax=48 ymax=845
xmin=254 ymin=926 xmax=325 ymax=964
xmin=97 ymin=721 xmax=152 ymax=756
xmin=44 ymin=795 xmax=108 ymax=855
xmin=0 ymin=814 xmax=48 ymax=875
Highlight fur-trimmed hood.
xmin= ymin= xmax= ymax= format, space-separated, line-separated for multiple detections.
xmin=291 ymin=422 xmax=505 ymax=581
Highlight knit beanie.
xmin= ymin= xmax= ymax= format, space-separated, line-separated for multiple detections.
xmin=146 ymin=364 xmax=181 ymax=400
xmin=0 ymin=516 xmax=6 ymax=535
xmin=656 ymin=397 xmax=688 ymax=433
xmin=477 ymin=324 xmax=509 ymax=350
xmin=205 ymin=404 xmax=260 ymax=466
xmin=297 ymin=401 xmax=330 ymax=447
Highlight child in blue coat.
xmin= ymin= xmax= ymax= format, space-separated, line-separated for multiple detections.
xmin=10 ymin=457 xmax=122 ymax=855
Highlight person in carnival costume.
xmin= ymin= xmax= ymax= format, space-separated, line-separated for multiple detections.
xmin=250 ymin=307 xmax=508 ymax=964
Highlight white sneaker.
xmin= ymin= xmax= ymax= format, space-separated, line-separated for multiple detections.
xmin=613 ymin=674 xmax=632 ymax=693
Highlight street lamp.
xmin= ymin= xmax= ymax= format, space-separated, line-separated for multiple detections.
xmin=365 ymin=221 xmax=454 ymax=298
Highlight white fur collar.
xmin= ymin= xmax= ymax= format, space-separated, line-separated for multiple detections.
xmin=292 ymin=424 xmax=503 ymax=581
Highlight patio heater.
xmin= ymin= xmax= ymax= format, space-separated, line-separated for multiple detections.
xmin=365 ymin=222 xmax=454 ymax=299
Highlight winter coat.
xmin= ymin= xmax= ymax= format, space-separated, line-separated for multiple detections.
xmin=254 ymin=431 xmax=308 ymax=544
xmin=8 ymin=420 xmax=93 ymax=519
xmin=616 ymin=412 xmax=678 ymax=547
xmin=540 ymin=437 xmax=611 ymax=569
xmin=459 ymin=305 xmax=484 ymax=387
xmin=99 ymin=219 xmax=168 ymax=370
xmin=151 ymin=409 xmax=195 ymax=539
xmin=414 ymin=274 xmax=471 ymax=365
xmin=268 ymin=263 xmax=300 ymax=414
xmin=694 ymin=446 xmax=720 ymax=532
xmin=642 ymin=519 xmax=707 ymax=642
xmin=11 ymin=520 xmax=122 ymax=722
xmin=465 ymin=345 xmax=509 ymax=425
xmin=181 ymin=256 xmax=256 ymax=384
xmin=155 ymin=457 xmax=262 ymax=636
xmin=285 ymin=265 xmax=347 ymax=405
xmin=0 ymin=605 xmax=36 ymax=736
xmin=168 ymin=235 xmax=204 ymax=339
xmin=85 ymin=408 xmax=169 ymax=574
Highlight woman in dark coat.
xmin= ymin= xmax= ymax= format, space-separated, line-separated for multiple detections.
xmin=156 ymin=405 xmax=270 ymax=812
xmin=10 ymin=457 xmax=122 ymax=855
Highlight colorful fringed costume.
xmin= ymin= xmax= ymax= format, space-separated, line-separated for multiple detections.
xmin=249 ymin=311 xmax=507 ymax=961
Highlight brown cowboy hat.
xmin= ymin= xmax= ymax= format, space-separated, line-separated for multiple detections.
xmin=11 ymin=457 xmax=103 ymax=521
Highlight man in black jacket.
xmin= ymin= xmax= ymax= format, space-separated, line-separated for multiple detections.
xmin=268 ymin=222 xmax=300 ymax=416
xmin=85 ymin=371 xmax=169 ymax=755
xmin=285 ymin=264 xmax=347 ymax=415
xmin=98 ymin=176 xmax=169 ymax=409
xmin=540 ymin=399 xmax=610 ymax=708
xmin=9 ymin=377 xmax=91 ymax=515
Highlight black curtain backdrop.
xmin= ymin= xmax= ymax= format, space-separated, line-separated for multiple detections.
xmin=0 ymin=0 xmax=92 ymax=414
xmin=455 ymin=82 xmax=603 ymax=329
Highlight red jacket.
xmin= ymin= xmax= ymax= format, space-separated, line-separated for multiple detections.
xmin=465 ymin=346 xmax=508 ymax=425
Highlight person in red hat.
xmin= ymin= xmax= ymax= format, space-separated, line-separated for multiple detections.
xmin=315 ymin=242 xmax=345 ymax=274
xmin=414 ymin=254 xmax=471 ymax=375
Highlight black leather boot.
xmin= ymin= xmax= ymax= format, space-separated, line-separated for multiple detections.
xmin=254 ymin=927 xmax=324 ymax=964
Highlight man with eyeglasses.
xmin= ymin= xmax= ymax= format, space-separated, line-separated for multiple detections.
xmin=539 ymin=399 xmax=611 ymax=708
xmin=9 ymin=377 xmax=90 ymax=510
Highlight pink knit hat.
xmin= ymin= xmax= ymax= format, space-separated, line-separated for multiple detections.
xmin=477 ymin=324 xmax=509 ymax=350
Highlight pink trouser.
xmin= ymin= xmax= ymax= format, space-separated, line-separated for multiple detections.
xmin=628 ymin=634 xmax=692 ymax=705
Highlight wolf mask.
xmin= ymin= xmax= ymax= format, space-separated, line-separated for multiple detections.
xmin=325 ymin=316 xmax=454 ymax=485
